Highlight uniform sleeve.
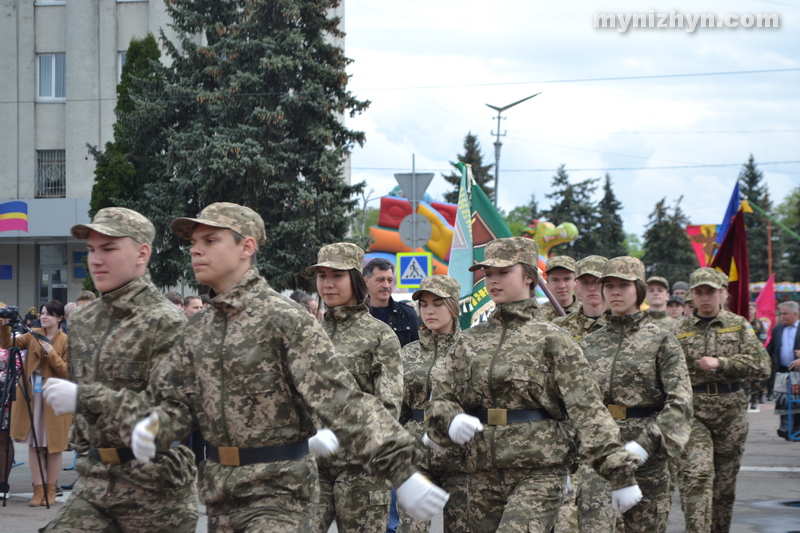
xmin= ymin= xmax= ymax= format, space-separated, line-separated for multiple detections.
xmin=287 ymin=316 xmax=421 ymax=488
xmin=558 ymin=336 xmax=639 ymax=490
xmin=425 ymin=338 xmax=467 ymax=447
xmin=398 ymin=343 xmax=414 ymax=426
xmin=716 ymin=321 xmax=772 ymax=382
xmin=633 ymin=333 xmax=693 ymax=459
xmin=75 ymin=313 xmax=196 ymax=448
xmin=373 ymin=328 xmax=403 ymax=420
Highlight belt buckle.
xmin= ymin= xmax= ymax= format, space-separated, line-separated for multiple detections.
xmin=218 ymin=447 xmax=241 ymax=467
xmin=707 ymin=383 xmax=719 ymax=395
xmin=97 ymin=448 xmax=121 ymax=465
xmin=608 ymin=405 xmax=627 ymax=420
xmin=487 ymin=408 xmax=507 ymax=426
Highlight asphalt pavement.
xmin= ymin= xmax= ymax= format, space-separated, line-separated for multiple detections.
xmin=1 ymin=401 xmax=798 ymax=532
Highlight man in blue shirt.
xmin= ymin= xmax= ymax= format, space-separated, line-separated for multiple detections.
xmin=767 ymin=301 xmax=800 ymax=440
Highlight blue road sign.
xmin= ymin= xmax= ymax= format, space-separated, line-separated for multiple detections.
xmin=396 ymin=253 xmax=432 ymax=289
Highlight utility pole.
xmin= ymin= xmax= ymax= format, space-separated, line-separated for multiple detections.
xmin=486 ymin=93 xmax=540 ymax=207
xmin=766 ymin=192 xmax=773 ymax=277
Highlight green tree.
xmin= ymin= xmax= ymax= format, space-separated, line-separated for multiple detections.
xmin=738 ymin=155 xmax=774 ymax=282
xmin=624 ymin=233 xmax=645 ymax=259
xmin=593 ymin=174 xmax=627 ymax=258
xmin=442 ymin=132 xmax=494 ymax=203
xmin=103 ymin=1 xmax=369 ymax=292
xmin=774 ymin=186 xmax=800 ymax=281
xmin=642 ymin=197 xmax=697 ymax=283
xmin=503 ymin=193 xmax=539 ymax=236
xmin=541 ymin=165 xmax=601 ymax=257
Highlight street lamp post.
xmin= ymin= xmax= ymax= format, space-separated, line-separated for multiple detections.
xmin=486 ymin=93 xmax=540 ymax=207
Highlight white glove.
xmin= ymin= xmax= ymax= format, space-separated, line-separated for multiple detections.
xmin=447 ymin=414 xmax=483 ymax=445
xmin=131 ymin=413 xmax=160 ymax=463
xmin=42 ymin=378 xmax=78 ymax=416
xmin=396 ymin=472 xmax=450 ymax=522
xmin=308 ymin=429 xmax=340 ymax=457
xmin=611 ymin=484 xmax=642 ymax=517
xmin=624 ymin=441 xmax=649 ymax=465
xmin=565 ymin=475 xmax=574 ymax=496
xmin=422 ymin=433 xmax=445 ymax=453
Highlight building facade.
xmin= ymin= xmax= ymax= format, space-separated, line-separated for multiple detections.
xmin=0 ymin=0 xmax=176 ymax=309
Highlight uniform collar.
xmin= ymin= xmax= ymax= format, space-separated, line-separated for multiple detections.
xmin=648 ymin=310 xmax=668 ymax=319
xmin=209 ymin=267 xmax=266 ymax=314
xmin=100 ymin=271 xmax=154 ymax=317
xmin=419 ymin=325 xmax=458 ymax=350
xmin=324 ymin=303 xmax=368 ymax=329
xmin=605 ymin=310 xmax=649 ymax=333
xmin=490 ymin=298 xmax=540 ymax=325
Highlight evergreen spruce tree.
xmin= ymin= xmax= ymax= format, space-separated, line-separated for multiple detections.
xmin=102 ymin=1 xmax=368 ymax=292
xmin=774 ymin=187 xmax=800 ymax=282
xmin=442 ymin=133 xmax=494 ymax=203
xmin=738 ymin=155 xmax=774 ymax=282
xmin=503 ymin=194 xmax=539 ymax=236
xmin=594 ymin=174 xmax=627 ymax=258
xmin=642 ymin=197 xmax=697 ymax=284
xmin=541 ymin=165 xmax=601 ymax=257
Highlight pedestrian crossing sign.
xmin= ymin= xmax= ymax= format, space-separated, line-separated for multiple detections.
xmin=396 ymin=252 xmax=432 ymax=289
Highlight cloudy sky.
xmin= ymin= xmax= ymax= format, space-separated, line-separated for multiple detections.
xmin=341 ymin=0 xmax=799 ymax=239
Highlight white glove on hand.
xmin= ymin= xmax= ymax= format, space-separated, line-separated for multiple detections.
xmin=131 ymin=413 xmax=160 ymax=463
xmin=624 ymin=441 xmax=649 ymax=465
xmin=42 ymin=378 xmax=77 ymax=416
xmin=308 ymin=429 xmax=340 ymax=457
xmin=565 ymin=475 xmax=575 ymax=496
xmin=447 ymin=414 xmax=483 ymax=445
xmin=611 ymin=484 xmax=642 ymax=517
xmin=396 ymin=473 xmax=450 ymax=522
xmin=422 ymin=433 xmax=445 ymax=453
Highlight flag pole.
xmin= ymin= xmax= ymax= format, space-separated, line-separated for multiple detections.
xmin=537 ymin=270 xmax=565 ymax=317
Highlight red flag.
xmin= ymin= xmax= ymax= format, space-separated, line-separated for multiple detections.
xmin=709 ymin=211 xmax=750 ymax=318
xmin=756 ymin=274 xmax=776 ymax=347
xmin=686 ymin=224 xmax=718 ymax=267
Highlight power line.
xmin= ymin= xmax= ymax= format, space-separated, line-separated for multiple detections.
xmin=509 ymin=128 xmax=800 ymax=135
xmin=350 ymin=160 xmax=800 ymax=173
xmin=351 ymin=67 xmax=800 ymax=92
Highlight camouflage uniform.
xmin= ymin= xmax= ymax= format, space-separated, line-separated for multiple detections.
xmin=540 ymin=256 xmax=581 ymax=323
xmin=75 ymin=205 xmax=423 ymax=533
xmin=672 ymin=268 xmax=771 ymax=533
xmin=647 ymin=311 xmax=677 ymax=331
xmin=426 ymin=238 xmax=640 ymax=533
xmin=397 ymin=276 xmax=469 ymax=533
xmin=551 ymin=255 xmax=607 ymax=533
xmin=45 ymin=208 xmax=198 ymax=533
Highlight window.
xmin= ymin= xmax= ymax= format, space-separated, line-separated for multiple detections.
xmin=37 ymin=54 xmax=66 ymax=100
xmin=118 ymin=52 xmax=127 ymax=83
xmin=36 ymin=150 xmax=66 ymax=198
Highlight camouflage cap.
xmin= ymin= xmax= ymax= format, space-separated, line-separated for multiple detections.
xmin=576 ymin=255 xmax=608 ymax=279
xmin=689 ymin=267 xmax=724 ymax=290
xmin=71 ymin=207 xmax=155 ymax=245
xmin=468 ymin=237 xmax=539 ymax=272
xmin=545 ymin=255 xmax=577 ymax=274
xmin=646 ymin=276 xmax=670 ymax=290
xmin=716 ymin=270 xmax=730 ymax=288
xmin=412 ymin=275 xmax=460 ymax=301
xmin=667 ymin=295 xmax=685 ymax=306
xmin=599 ymin=256 xmax=645 ymax=282
xmin=305 ymin=242 xmax=365 ymax=274
xmin=684 ymin=293 xmax=694 ymax=303
xmin=171 ymin=202 xmax=266 ymax=247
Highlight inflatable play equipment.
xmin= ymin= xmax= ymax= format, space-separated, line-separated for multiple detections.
xmin=522 ymin=220 xmax=579 ymax=259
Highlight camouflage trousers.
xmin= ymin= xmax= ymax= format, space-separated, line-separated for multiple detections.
xmin=314 ymin=464 xmax=391 ymax=533
xmin=553 ymin=492 xmax=577 ymax=533
xmin=468 ymin=467 xmax=567 ymax=533
xmin=574 ymin=456 xmax=671 ymax=533
xmin=678 ymin=390 xmax=748 ymax=533
xmin=41 ymin=474 xmax=198 ymax=533
xmin=397 ymin=469 xmax=469 ymax=533
xmin=206 ymin=490 xmax=320 ymax=533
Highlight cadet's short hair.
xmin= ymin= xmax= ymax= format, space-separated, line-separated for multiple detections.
xmin=76 ymin=290 xmax=96 ymax=304
xmin=364 ymin=258 xmax=394 ymax=277
xmin=184 ymin=295 xmax=201 ymax=307
xmin=164 ymin=291 xmax=184 ymax=307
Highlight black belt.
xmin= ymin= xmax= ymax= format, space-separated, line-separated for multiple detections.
xmin=207 ymin=441 xmax=309 ymax=467
xmin=472 ymin=408 xmax=552 ymax=426
xmin=606 ymin=405 xmax=659 ymax=420
xmin=89 ymin=446 xmax=135 ymax=465
xmin=692 ymin=382 xmax=742 ymax=395
xmin=410 ymin=409 xmax=426 ymax=421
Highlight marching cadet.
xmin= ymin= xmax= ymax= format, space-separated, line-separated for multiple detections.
xmin=44 ymin=203 xmax=448 ymax=533
xmin=645 ymin=276 xmax=678 ymax=331
xmin=672 ymin=267 xmax=771 ymax=533
xmin=539 ymin=255 xmax=581 ymax=322
xmin=551 ymin=254 xmax=608 ymax=533
xmin=41 ymin=208 xmax=198 ymax=532
xmin=425 ymin=237 xmax=642 ymax=533
xmin=397 ymin=275 xmax=469 ymax=533
xmin=579 ymin=257 xmax=693 ymax=533
xmin=306 ymin=243 xmax=402 ymax=533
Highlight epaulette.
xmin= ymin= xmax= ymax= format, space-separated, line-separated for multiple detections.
xmin=676 ymin=332 xmax=695 ymax=340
